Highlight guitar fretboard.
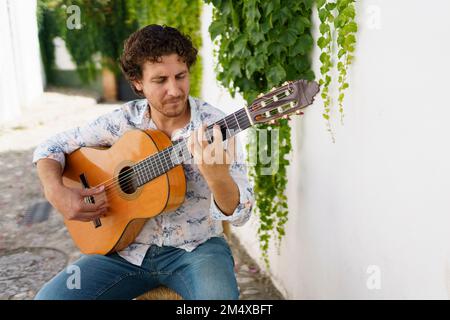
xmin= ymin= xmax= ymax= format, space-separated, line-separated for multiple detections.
xmin=133 ymin=108 xmax=251 ymax=186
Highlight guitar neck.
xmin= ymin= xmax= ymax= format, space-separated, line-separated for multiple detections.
xmin=133 ymin=108 xmax=252 ymax=186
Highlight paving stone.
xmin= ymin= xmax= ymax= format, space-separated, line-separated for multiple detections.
xmin=0 ymin=247 xmax=67 ymax=299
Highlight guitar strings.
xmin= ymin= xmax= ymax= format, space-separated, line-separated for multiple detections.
xmin=97 ymin=89 xmax=292 ymax=197
xmin=99 ymin=115 xmax=252 ymax=201
xmin=102 ymin=87 xmax=292 ymax=191
xmin=89 ymin=89 xmax=294 ymax=199
xmin=97 ymin=109 xmax=251 ymax=194
xmin=100 ymin=111 xmax=251 ymax=199
xmin=95 ymin=89 xmax=293 ymax=199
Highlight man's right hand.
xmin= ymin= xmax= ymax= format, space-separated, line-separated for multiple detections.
xmin=46 ymin=184 xmax=109 ymax=222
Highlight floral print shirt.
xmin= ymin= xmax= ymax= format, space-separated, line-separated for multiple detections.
xmin=32 ymin=96 xmax=254 ymax=266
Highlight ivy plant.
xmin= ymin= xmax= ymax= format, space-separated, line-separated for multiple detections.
xmin=317 ymin=0 xmax=357 ymax=141
xmin=206 ymin=0 xmax=315 ymax=268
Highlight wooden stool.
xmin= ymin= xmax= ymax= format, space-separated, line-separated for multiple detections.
xmin=135 ymin=221 xmax=231 ymax=300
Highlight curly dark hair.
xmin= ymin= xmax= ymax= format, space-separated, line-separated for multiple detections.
xmin=119 ymin=24 xmax=198 ymax=97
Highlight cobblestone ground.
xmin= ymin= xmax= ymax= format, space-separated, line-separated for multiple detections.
xmin=0 ymin=89 xmax=284 ymax=300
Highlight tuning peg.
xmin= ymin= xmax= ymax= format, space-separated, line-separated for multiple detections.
xmin=270 ymin=87 xmax=276 ymax=92
xmin=282 ymin=115 xmax=291 ymax=120
xmin=257 ymin=93 xmax=264 ymax=98
xmin=283 ymin=81 xmax=289 ymax=86
xmin=295 ymin=110 xmax=304 ymax=115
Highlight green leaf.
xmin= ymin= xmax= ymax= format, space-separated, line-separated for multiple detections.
xmin=245 ymin=58 xmax=259 ymax=78
xmin=302 ymin=69 xmax=315 ymax=80
xmin=209 ymin=20 xmax=225 ymax=39
xmin=231 ymin=6 xmax=240 ymax=28
xmin=279 ymin=27 xmax=298 ymax=46
xmin=342 ymin=21 xmax=357 ymax=34
xmin=300 ymin=16 xmax=311 ymax=28
xmin=291 ymin=17 xmax=305 ymax=34
xmin=318 ymin=8 xmax=329 ymax=23
xmin=334 ymin=14 xmax=345 ymax=28
xmin=291 ymin=56 xmax=309 ymax=72
xmin=320 ymin=22 xmax=330 ymax=34
xmin=319 ymin=52 xmax=329 ymax=63
xmin=342 ymin=5 xmax=356 ymax=19
xmin=268 ymin=41 xmax=285 ymax=58
xmin=267 ymin=64 xmax=286 ymax=86
xmin=344 ymin=34 xmax=356 ymax=46
xmin=289 ymin=34 xmax=313 ymax=56
xmin=317 ymin=0 xmax=327 ymax=8
xmin=245 ymin=1 xmax=261 ymax=23
xmin=229 ymin=59 xmax=242 ymax=77
xmin=232 ymin=34 xmax=248 ymax=56
xmin=264 ymin=1 xmax=275 ymax=16
xmin=326 ymin=2 xmax=337 ymax=11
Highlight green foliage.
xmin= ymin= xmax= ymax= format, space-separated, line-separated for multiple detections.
xmin=37 ymin=0 xmax=202 ymax=97
xmin=37 ymin=0 xmax=65 ymax=83
xmin=317 ymin=0 xmax=357 ymax=141
xmin=206 ymin=0 xmax=315 ymax=268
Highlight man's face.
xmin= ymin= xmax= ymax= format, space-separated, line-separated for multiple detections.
xmin=133 ymin=53 xmax=190 ymax=118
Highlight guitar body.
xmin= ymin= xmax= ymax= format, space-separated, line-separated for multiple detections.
xmin=62 ymin=129 xmax=186 ymax=255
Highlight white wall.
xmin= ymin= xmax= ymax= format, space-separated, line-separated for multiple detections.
xmin=202 ymin=0 xmax=450 ymax=299
xmin=0 ymin=0 xmax=44 ymax=124
xmin=200 ymin=3 xmax=246 ymax=114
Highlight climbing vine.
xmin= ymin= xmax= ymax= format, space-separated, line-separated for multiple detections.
xmin=317 ymin=0 xmax=357 ymax=142
xmin=37 ymin=0 xmax=203 ymax=96
xmin=206 ymin=0 xmax=315 ymax=268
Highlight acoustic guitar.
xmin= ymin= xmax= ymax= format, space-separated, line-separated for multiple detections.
xmin=62 ymin=79 xmax=320 ymax=254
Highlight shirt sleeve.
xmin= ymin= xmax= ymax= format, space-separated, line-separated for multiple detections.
xmin=210 ymin=134 xmax=254 ymax=227
xmin=32 ymin=107 xmax=128 ymax=169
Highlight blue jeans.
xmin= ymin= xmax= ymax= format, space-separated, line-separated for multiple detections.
xmin=34 ymin=236 xmax=239 ymax=300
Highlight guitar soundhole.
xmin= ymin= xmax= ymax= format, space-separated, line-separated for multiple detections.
xmin=118 ymin=166 xmax=138 ymax=194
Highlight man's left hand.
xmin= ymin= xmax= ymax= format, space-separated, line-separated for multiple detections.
xmin=187 ymin=124 xmax=235 ymax=184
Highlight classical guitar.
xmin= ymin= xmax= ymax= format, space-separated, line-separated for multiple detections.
xmin=62 ymin=79 xmax=320 ymax=254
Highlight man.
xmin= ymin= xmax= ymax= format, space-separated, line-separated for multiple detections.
xmin=33 ymin=24 xmax=254 ymax=300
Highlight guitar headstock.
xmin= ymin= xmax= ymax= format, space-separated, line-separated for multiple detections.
xmin=248 ymin=79 xmax=320 ymax=125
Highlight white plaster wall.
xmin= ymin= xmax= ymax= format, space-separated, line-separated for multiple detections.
xmin=0 ymin=0 xmax=44 ymax=124
xmin=0 ymin=0 xmax=21 ymax=123
xmin=200 ymin=3 xmax=246 ymax=115
xmin=202 ymin=0 xmax=450 ymax=299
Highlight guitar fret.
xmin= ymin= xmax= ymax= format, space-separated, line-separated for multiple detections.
xmin=160 ymin=152 xmax=166 ymax=175
xmin=223 ymin=116 xmax=231 ymax=140
xmin=156 ymin=152 xmax=163 ymax=177
xmin=148 ymin=160 xmax=153 ymax=181
xmin=163 ymin=148 xmax=172 ymax=171
xmin=135 ymin=165 xmax=141 ymax=186
xmin=233 ymin=112 xmax=241 ymax=132
xmin=138 ymin=161 xmax=144 ymax=184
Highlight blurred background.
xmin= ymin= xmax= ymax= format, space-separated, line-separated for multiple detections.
xmin=1 ymin=0 xmax=450 ymax=300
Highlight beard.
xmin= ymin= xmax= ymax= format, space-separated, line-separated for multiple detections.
xmin=151 ymin=97 xmax=188 ymax=118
